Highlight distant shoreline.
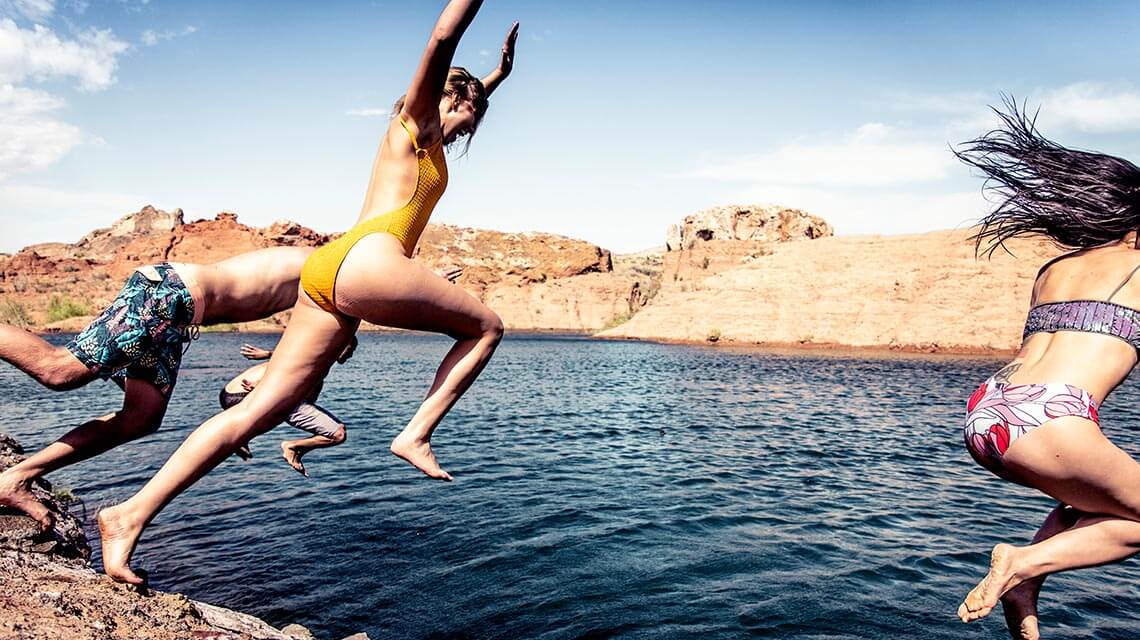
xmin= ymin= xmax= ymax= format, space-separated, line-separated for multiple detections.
xmin=593 ymin=334 xmax=1014 ymax=360
xmin=36 ymin=325 xmax=1014 ymax=359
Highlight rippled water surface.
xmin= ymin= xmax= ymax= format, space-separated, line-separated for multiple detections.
xmin=7 ymin=333 xmax=1140 ymax=639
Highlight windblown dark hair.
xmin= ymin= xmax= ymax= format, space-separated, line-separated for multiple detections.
xmin=955 ymin=96 xmax=1140 ymax=257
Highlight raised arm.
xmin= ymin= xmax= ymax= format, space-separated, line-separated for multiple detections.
xmin=481 ymin=21 xmax=519 ymax=96
xmin=402 ymin=0 xmax=485 ymax=131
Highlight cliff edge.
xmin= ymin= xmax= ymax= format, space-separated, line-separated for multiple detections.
xmin=0 ymin=434 xmax=366 ymax=640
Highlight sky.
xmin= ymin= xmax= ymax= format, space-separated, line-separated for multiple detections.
xmin=2 ymin=0 xmax=1140 ymax=254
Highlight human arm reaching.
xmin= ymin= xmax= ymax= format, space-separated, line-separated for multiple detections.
xmin=481 ymin=21 xmax=519 ymax=96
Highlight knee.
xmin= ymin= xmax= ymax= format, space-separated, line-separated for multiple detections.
xmin=117 ymin=413 xmax=162 ymax=438
xmin=482 ymin=313 xmax=505 ymax=345
xmin=331 ymin=425 xmax=347 ymax=444
xmin=41 ymin=350 xmax=89 ymax=391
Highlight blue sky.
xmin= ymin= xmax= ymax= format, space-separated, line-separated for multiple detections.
xmin=3 ymin=1 xmax=1140 ymax=253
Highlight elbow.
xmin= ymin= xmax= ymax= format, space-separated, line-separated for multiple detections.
xmin=431 ymin=26 xmax=460 ymax=45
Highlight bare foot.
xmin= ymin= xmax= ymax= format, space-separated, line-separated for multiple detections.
xmin=1001 ymin=578 xmax=1042 ymax=640
xmin=280 ymin=442 xmax=308 ymax=478
xmin=0 ymin=471 xmax=54 ymax=532
xmin=959 ymin=543 xmax=1022 ymax=623
xmin=97 ymin=506 xmax=145 ymax=585
xmin=390 ymin=435 xmax=452 ymax=481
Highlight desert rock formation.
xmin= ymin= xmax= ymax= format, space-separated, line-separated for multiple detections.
xmin=602 ymin=210 xmax=1057 ymax=353
xmin=0 ymin=207 xmax=650 ymax=333
xmin=665 ymin=204 xmax=832 ymax=251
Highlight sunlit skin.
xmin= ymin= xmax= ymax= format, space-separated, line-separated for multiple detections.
xmin=97 ymin=1 xmax=518 ymax=585
xmin=0 ymin=247 xmax=312 ymax=531
xmin=958 ymin=234 xmax=1140 ymax=640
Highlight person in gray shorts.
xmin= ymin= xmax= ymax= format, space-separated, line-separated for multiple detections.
xmin=219 ymin=336 xmax=357 ymax=477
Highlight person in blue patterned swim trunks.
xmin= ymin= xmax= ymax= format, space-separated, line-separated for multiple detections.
xmin=67 ymin=263 xmax=198 ymax=397
xmin=0 ymin=246 xmax=315 ymax=530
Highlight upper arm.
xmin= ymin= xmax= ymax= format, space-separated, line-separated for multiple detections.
xmin=401 ymin=0 xmax=483 ymax=133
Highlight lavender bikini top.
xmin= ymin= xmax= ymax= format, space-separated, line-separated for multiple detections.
xmin=1023 ymin=300 xmax=1140 ymax=351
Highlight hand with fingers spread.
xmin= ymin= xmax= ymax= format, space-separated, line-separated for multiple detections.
xmin=482 ymin=21 xmax=519 ymax=96
xmin=240 ymin=344 xmax=273 ymax=361
xmin=498 ymin=21 xmax=519 ymax=76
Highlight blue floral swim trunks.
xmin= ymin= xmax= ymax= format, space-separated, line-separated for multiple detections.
xmin=66 ymin=263 xmax=197 ymax=397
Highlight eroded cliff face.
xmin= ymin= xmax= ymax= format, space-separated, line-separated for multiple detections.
xmin=0 ymin=206 xmax=651 ymax=334
xmin=601 ymin=220 xmax=1057 ymax=353
xmin=665 ymin=204 xmax=833 ymax=251
xmin=412 ymin=225 xmax=656 ymax=331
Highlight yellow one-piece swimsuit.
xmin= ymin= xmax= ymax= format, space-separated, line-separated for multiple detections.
xmin=301 ymin=117 xmax=448 ymax=314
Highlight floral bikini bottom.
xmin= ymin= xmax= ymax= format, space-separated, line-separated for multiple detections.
xmin=963 ymin=377 xmax=1099 ymax=471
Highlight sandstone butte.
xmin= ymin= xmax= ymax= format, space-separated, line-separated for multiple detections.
xmin=0 ymin=203 xmax=1059 ymax=354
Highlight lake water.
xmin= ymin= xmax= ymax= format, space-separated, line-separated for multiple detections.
xmin=5 ymin=332 xmax=1140 ymax=639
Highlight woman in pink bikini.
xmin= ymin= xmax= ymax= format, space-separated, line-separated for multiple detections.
xmin=957 ymin=99 xmax=1140 ymax=640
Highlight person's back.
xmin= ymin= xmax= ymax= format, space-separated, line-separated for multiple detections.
xmin=178 ymin=246 xmax=314 ymax=324
xmin=1008 ymin=244 xmax=1140 ymax=401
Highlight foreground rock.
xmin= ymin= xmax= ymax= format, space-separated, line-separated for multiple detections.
xmin=0 ymin=434 xmax=366 ymax=640
xmin=601 ymin=214 xmax=1057 ymax=353
xmin=0 ymin=206 xmax=649 ymax=334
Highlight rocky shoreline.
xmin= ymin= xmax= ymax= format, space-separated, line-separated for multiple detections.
xmin=0 ymin=434 xmax=368 ymax=640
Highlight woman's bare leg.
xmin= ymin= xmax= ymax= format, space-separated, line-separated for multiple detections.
xmin=0 ymin=379 xmax=167 ymax=528
xmin=337 ymin=234 xmax=503 ymax=481
xmin=960 ymin=417 xmax=1140 ymax=622
xmin=1000 ymin=505 xmax=1081 ymax=640
xmin=99 ymin=295 xmax=357 ymax=583
xmin=0 ymin=325 xmax=94 ymax=390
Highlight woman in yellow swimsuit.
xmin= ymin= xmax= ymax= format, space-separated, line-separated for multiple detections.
xmin=97 ymin=0 xmax=518 ymax=584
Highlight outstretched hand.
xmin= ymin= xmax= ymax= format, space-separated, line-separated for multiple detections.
xmin=498 ymin=21 xmax=519 ymax=75
xmin=240 ymin=344 xmax=273 ymax=360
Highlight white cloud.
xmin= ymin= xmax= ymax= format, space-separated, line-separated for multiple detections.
xmin=0 ymin=183 xmax=146 ymax=251
xmin=0 ymin=83 xmax=80 ymax=179
xmin=140 ymin=25 xmax=197 ymax=47
xmin=0 ymin=18 xmax=130 ymax=91
xmin=889 ymin=83 xmax=1140 ymax=136
xmin=347 ymin=107 xmax=387 ymax=117
xmin=0 ymin=0 xmax=54 ymax=22
xmin=685 ymin=123 xmax=987 ymax=236
xmin=0 ymin=18 xmax=128 ymax=179
xmin=690 ymin=123 xmax=954 ymax=188
xmin=1035 ymin=82 xmax=1140 ymax=133
xmin=727 ymin=183 xmax=985 ymax=236
xmin=116 ymin=0 xmax=149 ymax=12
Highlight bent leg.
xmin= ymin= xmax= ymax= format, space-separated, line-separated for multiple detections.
xmin=0 ymin=379 xmax=167 ymax=528
xmin=337 ymin=235 xmax=504 ymax=480
xmin=0 ymin=324 xmax=94 ymax=390
xmin=961 ymin=417 xmax=1140 ymax=623
xmin=1000 ymin=505 xmax=1081 ymax=640
xmin=99 ymin=295 xmax=356 ymax=583
xmin=280 ymin=403 xmax=345 ymax=476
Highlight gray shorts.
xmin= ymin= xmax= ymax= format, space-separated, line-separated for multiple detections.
xmin=219 ymin=390 xmax=343 ymax=439
xmin=286 ymin=402 xmax=344 ymax=439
